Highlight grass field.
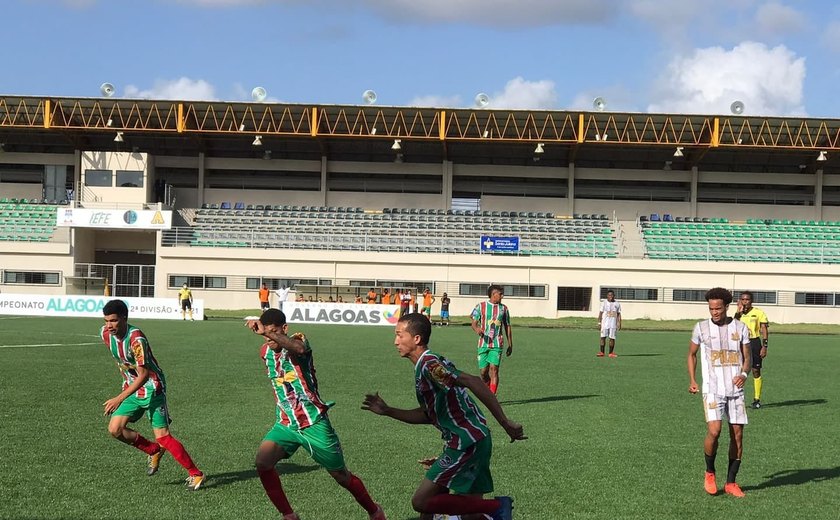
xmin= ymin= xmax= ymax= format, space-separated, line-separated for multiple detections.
xmin=1 ymin=315 xmax=838 ymax=519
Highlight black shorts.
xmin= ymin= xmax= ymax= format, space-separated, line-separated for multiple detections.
xmin=261 ymin=302 xmax=270 ymax=311
xmin=181 ymin=299 xmax=192 ymax=311
xmin=749 ymin=338 xmax=763 ymax=369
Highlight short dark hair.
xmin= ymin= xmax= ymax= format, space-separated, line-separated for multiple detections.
xmin=607 ymin=290 xmax=615 ymax=295
xmin=260 ymin=308 xmax=287 ymax=326
xmin=487 ymin=284 xmax=503 ymax=298
xmin=103 ymin=299 xmax=128 ymax=318
xmin=398 ymin=313 xmax=431 ymax=345
xmin=705 ymin=287 xmax=733 ymax=305
xmin=740 ymin=290 xmax=754 ymax=300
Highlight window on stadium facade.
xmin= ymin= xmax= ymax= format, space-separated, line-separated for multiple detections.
xmin=168 ymin=275 xmax=226 ymax=289
xmin=116 ymin=170 xmax=144 ymax=188
xmin=600 ymin=287 xmax=659 ymax=301
xmin=85 ymin=169 xmax=112 ymax=187
xmin=794 ymin=292 xmax=836 ymax=306
xmin=733 ymin=290 xmax=777 ymax=305
xmin=2 ymin=271 xmax=61 ymax=285
xmin=246 ymin=278 xmax=319 ymax=290
xmin=352 ymin=280 xmax=434 ymax=292
xmin=459 ymin=283 xmax=546 ymax=299
xmin=557 ymin=287 xmax=592 ymax=311
xmin=672 ymin=289 xmax=706 ymax=302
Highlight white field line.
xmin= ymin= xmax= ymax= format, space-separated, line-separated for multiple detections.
xmin=0 ymin=342 xmax=99 ymax=349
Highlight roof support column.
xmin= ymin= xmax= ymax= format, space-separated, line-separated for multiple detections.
xmin=442 ymin=160 xmax=453 ymax=210
xmin=320 ymin=156 xmax=328 ymax=206
xmin=567 ymin=161 xmax=575 ymax=216
xmin=690 ymin=166 xmax=698 ymax=217
xmin=197 ymin=152 xmax=205 ymax=208
xmin=815 ymin=167 xmax=824 ymax=221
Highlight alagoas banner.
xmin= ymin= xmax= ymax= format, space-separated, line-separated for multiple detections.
xmin=0 ymin=294 xmax=204 ymax=320
xmin=283 ymin=302 xmax=401 ymax=326
xmin=55 ymin=208 xmax=173 ymax=229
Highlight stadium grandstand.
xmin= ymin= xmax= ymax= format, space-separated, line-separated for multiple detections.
xmin=1 ymin=94 xmax=839 ymax=323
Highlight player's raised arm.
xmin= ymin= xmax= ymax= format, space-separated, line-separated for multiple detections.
xmin=454 ymin=372 xmax=526 ymax=442
xmin=362 ymin=392 xmax=431 ymax=424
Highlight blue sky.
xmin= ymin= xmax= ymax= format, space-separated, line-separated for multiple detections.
xmin=2 ymin=0 xmax=840 ymax=117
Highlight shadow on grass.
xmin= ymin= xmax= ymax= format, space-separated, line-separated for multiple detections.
xmin=760 ymin=399 xmax=827 ymax=408
xmin=500 ymin=394 xmax=600 ymax=405
xmin=616 ymin=353 xmax=663 ymax=357
xmin=743 ymin=466 xmax=840 ymax=490
xmin=169 ymin=462 xmax=320 ymax=489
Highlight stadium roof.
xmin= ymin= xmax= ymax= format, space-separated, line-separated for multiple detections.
xmin=1 ymin=95 xmax=839 ymax=173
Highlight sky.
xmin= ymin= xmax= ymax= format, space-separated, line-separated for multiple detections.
xmin=2 ymin=0 xmax=840 ymax=117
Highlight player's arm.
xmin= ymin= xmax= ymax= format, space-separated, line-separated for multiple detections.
xmin=470 ymin=317 xmax=483 ymax=337
xmin=504 ymin=314 xmax=513 ymax=356
xmin=687 ymin=341 xmax=700 ymax=394
xmin=760 ymin=321 xmax=769 ymax=357
xmin=736 ymin=340 xmax=752 ymax=388
xmin=103 ymin=365 xmax=149 ymax=415
xmin=247 ymin=320 xmax=308 ymax=355
xmin=617 ymin=309 xmax=622 ymax=331
xmin=597 ymin=308 xmax=603 ymax=328
xmin=361 ymin=393 xmax=431 ymax=424
xmin=455 ymin=372 xmax=525 ymax=442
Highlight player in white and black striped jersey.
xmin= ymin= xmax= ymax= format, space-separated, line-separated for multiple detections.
xmin=688 ymin=287 xmax=752 ymax=498
xmin=597 ymin=290 xmax=622 ymax=357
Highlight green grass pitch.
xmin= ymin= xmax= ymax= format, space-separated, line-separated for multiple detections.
xmin=1 ymin=316 xmax=838 ymax=519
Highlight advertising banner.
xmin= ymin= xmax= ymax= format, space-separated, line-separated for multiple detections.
xmin=0 ymin=294 xmax=204 ymax=320
xmin=283 ymin=302 xmax=401 ymax=326
xmin=480 ymin=235 xmax=520 ymax=252
xmin=55 ymin=208 xmax=173 ymax=229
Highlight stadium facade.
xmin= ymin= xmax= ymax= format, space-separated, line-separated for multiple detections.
xmin=1 ymin=95 xmax=839 ymax=323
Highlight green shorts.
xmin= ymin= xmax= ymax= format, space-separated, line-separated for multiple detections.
xmin=263 ymin=414 xmax=346 ymax=471
xmin=112 ymin=392 xmax=171 ymax=429
xmin=422 ymin=306 xmax=432 ymax=314
xmin=425 ymin=436 xmax=493 ymax=495
xmin=477 ymin=348 xmax=501 ymax=369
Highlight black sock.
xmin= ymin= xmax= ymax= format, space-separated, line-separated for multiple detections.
xmin=705 ymin=453 xmax=716 ymax=473
xmin=727 ymin=459 xmax=741 ymax=483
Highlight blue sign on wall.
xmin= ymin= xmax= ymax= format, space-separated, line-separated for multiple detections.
xmin=480 ymin=236 xmax=520 ymax=252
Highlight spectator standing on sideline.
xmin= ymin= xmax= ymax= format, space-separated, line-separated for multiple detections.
xmin=259 ymin=284 xmax=271 ymax=312
xmin=688 ymin=287 xmax=751 ymax=498
xmin=439 ymin=293 xmax=451 ymax=325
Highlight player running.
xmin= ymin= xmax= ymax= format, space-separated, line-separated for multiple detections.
xmin=470 ymin=284 xmax=513 ymax=394
xmin=687 ymin=287 xmax=752 ymax=498
xmin=100 ymin=299 xmax=205 ymax=490
xmin=247 ymin=309 xmax=386 ymax=520
xmin=363 ymin=313 xmax=525 ymax=520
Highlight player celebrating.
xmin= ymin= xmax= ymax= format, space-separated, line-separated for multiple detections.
xmin=597 ymin=290 xmax=622 ymax=357
xmin=363 ymin=313 xmax=525 ymax=520
xmin=247 ymin=309 xmax=386 ymax=520
xmin=470 ymin=284 xmax=513 ymax=395
xmin=733 ymin=291 xmax=769 ymax=409
xmin=100 ymin=299 xmax=205 ymax=490
xmin=687 ymin=287 xmax=751 ymax=498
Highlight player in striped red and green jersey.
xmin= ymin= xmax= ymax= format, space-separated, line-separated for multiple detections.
xmin=363 ymin=313 xmax=525 ymax=520
xmin=470 ymin=284 xmax=513 ymax=395
xmin=247 ymin=309 xmax=386 ymax=520
xmin=100 ymin=299 xmax=205 ymax=490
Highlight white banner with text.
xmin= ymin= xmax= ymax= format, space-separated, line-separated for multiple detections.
xmin=283 ymin=302 xmax=401 ymax=326
xmin=55 ymin=208 xmax=173 ymax=229
xmin=0 ymin=294 xmax=204 ymax=320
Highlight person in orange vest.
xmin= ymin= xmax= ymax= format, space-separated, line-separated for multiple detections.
xmin=367 ymin=288 xmax=377 ymax=304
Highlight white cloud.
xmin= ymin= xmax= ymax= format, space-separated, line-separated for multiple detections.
xmin=754 ymin=2 xmax=806 ymax=35
xmin=490 ymin=77 xmax=557 ymax=110
xmin=823 ymin=21 xmax=840 ymax=54
xmin=648 ymin=41 xmax=806 ymax=116
xmin=407 ymin=95 xmax=463 ymax=108
xmin=123 ymin=78 xmax=218 ymax=101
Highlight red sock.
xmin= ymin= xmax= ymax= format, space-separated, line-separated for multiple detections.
xmin=425 ymin=494 xmax=499 ymax=515
xmin=257 ymin=468 xmax=294 ymax=515
xmin=131 ymin=434 xmax=161 ymax=455
xmin=156 ymin=434 xmax=201 ymax=477
xmin=489 ymin=383 xmax=498 ymax=394
xmin=344 ymin=473 xmax=378 ymax=514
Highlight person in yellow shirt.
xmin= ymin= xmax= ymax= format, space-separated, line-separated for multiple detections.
xmin=734 ymin=291 xmax=769 ymax=409
xmin=178 ymin=283 xmax=194 ymax=321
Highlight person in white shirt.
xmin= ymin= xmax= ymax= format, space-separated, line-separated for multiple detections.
xmin=597 ymin=290 xmax=622 ymax=357
xmin=275 ymin=286 xmax=290 ymax=311
xmin=687 ymin=287 xmax=752 ymax=498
